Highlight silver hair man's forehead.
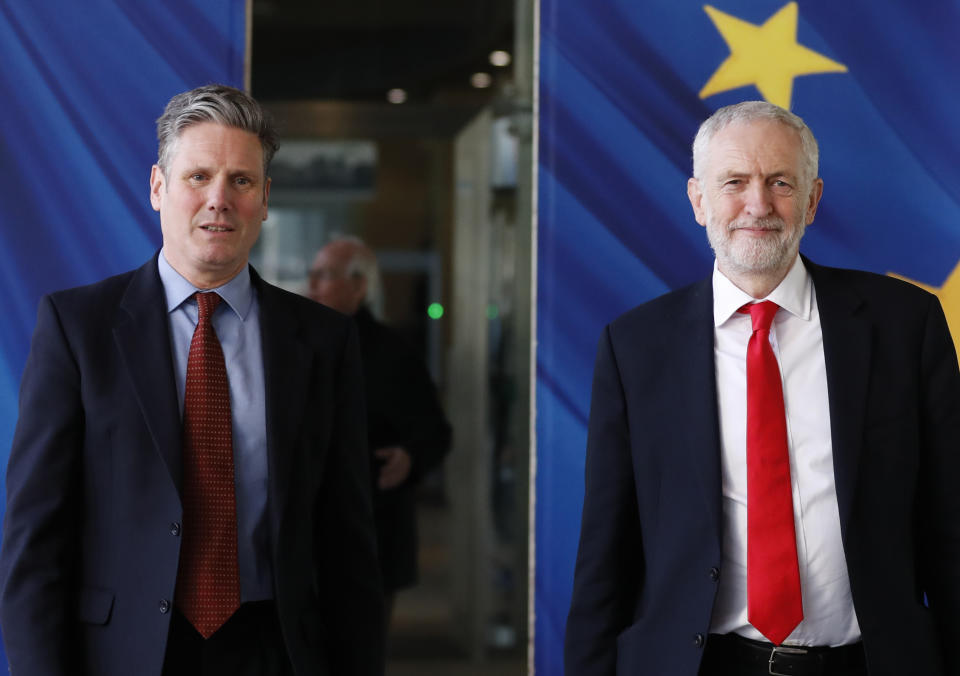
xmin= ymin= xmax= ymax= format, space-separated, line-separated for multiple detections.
xmin=691 ymin=101 xmax=819 ymax=186
xmin=326 ymin=234 xmax=381 ymax=310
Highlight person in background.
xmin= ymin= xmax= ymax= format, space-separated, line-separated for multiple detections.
xmin=309 ymin=236 xmax=452 ymax=622
xmin=0 ymin=84 xmax=383 ymax=676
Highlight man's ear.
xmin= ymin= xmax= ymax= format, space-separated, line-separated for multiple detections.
xmin=805 ymin=177 xmax=824 ymax=225
xmin=353 ymin=274 xmax=369 ymax=307
xmin=261 ymin=176 xmax=271 ymax=221
xmin=687 ymin=177 xmax=707 ymax=226
xmin=149 ymin=165 xmax=164 ymax=212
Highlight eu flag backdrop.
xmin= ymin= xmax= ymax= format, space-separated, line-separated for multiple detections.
xmin=536 ymin=0 xmax=960 ymax=672
xmin=0 ymin=1 xmax=245 ymax=666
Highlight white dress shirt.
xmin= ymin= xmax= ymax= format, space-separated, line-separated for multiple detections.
xmin=707 ymin=256 xmax=862 ymax=646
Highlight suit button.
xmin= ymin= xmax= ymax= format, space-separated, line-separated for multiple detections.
xmin=709 ymin=567 xmax=720 ymax=582
xmin=159 ymin=599 xmax=171 ymax=614
xmin=170 ymin=522 xmax=181 ymax=536
xmin=693 ymin=633 xmax=705 ymax=648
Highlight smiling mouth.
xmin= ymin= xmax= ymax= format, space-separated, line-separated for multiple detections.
xmin=729 ymin=218 xmax=784 ymax=234
xmin=200 ymin=224 xmax=234 ymax=233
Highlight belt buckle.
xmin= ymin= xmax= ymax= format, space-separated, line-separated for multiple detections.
xmin=768 ymin=644 xmax=808 ymax=676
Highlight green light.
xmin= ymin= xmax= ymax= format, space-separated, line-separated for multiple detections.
xmin=486 ymin=304 xmax=499 ymax=320
xmin=427 ymin=302 xmax=444 ymax=320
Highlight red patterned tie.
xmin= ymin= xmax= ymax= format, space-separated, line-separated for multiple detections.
xmin=742 ymin=301 xmax=803 ymax=645
xmin=175 ymin=292 xmax=241 ymax=638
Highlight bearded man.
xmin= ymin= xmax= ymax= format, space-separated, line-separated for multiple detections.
xmin=564 ymin=101 xmax=960 ymax=676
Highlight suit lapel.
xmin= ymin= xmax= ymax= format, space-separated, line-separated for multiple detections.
xmin=254 ymin=271 xmax=314 ymax=535
xmin=113 ymin=256 xmax=184 ymax=494
xmin=674 ymin=278 xmax=724 ymax=548
xmin=806 ymin=259 xmax=871 ymax=532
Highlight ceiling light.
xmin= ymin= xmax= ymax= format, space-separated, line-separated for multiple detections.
xmin=470 ymin=72 xmax=493 ymax=89
xmin=386 ymin=88 xmax=407 ymax=104
xmin=489 ymin=50 xmax=511 ymax=67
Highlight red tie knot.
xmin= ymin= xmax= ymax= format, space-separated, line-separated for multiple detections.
xmin=195 ymin=292 xmax=222 ymax=320
xmin=740 ymin=300 xmax=779 ymax=333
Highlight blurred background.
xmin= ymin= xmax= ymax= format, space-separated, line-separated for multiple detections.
xmin=249 ymin=2 xmax=535 ymax=673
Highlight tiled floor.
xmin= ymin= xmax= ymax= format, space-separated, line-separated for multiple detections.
xmin=387 ymin=617 xmax=525 ymax=676
xmin=388 ymin=657 xmax=525 ymax=676
xmin=385 ymin=500 xmax=526 ymax=676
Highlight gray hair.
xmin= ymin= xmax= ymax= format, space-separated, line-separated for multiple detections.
xmin=332 ymin=234 xmax=383 ymax=315
xmin=156 ymin=84 xmax=279 ymax=178
xmin=692 ymin=101 xmax=819 ymax=187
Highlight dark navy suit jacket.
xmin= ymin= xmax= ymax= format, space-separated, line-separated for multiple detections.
xmin=565 ymin=258 xmax=960 ymax=676
xmin=0 ymin=256 xmax=384 ymax=675
xmin=354 ymin=307 xmax=451 ymax=592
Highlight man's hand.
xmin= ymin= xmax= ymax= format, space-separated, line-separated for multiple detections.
xmin=375 ymin=446 xmax=412 ymax=490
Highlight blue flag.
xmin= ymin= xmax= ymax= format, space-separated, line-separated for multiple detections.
xmin=537 ymin=1 xmax=960 ymax=672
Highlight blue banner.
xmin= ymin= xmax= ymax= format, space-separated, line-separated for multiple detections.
xmin=536 ymin=1 xmax=960 ymax=672
xmin=0 ymin=0 xmax=246 ymax=665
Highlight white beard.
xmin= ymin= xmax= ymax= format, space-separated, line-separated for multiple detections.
xmin=706 ymin=215 xmax=805 ymax=276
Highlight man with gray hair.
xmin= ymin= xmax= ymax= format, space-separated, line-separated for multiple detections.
xmin=565 ymin=101 xmax=960 ymax=675
xmin=0 ymin=85 xmax=384 ymax=675
xmin=309 ymin=237 xmax=451 ymax=622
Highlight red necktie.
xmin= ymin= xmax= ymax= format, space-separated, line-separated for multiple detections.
xmin=175 ymin=292 xmax=241 ymax=638
xmin=742 ymin=301 xmax=803 ymax=645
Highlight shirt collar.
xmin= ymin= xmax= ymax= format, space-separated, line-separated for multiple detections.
xmin=157 ymin=249 xmax=254 ymax=321
xmin=712 ymin=255 xmax=812 ymax=327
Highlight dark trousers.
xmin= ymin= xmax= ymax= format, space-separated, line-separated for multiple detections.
xmin=162 ymin=601 xmax=294 ymax=676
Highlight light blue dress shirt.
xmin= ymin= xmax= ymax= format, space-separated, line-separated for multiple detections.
xmin=157 ymin=250 xmax=273 ymax=602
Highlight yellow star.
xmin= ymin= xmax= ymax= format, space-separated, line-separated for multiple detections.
xmin=890 ymin=260 xmax=960 ymax=358
xmin=699 ymin=2 xmax=847 ymax=109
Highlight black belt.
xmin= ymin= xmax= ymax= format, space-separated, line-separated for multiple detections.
xmin=703 ymin=633 xmax=866 ymax=676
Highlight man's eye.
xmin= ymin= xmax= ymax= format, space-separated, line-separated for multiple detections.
xmin=235 ymin=177 xmax=251 ymax=186
xmin=190 ymin=174 xmax=206 ymax=181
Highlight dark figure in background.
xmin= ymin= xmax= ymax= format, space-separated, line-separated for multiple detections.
xmin=565 ymin=101 xmax=960 ymax=676
xmin=0 ymin=85 xmax=383 ymax=676
xmin=309 ymin=237 xmax=452 ymax=617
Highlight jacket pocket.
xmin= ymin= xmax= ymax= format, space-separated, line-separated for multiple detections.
xmin=76 ymin=585 xmax=115 ymax=625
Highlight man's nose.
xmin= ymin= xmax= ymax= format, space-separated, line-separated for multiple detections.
xmin=206 ymin=178 xmax=230 ymax=212
xmin=743 ymin=183 xmax=773 ymax=218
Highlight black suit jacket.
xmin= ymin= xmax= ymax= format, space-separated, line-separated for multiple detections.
xmin=565 ymin=258 xmax=960 ymax=676
xmin=0 ymin=256 xmax=384 ymax=676
xmin=354 ymin=307 xmax=451 ymax=592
